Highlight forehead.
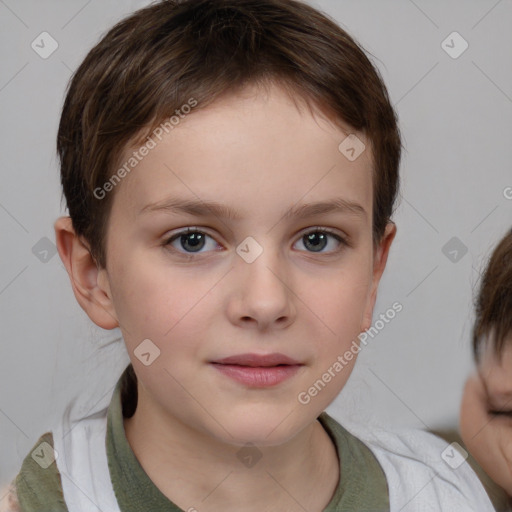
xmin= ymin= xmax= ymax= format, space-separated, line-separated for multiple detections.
xmin=112 ymin=84 xmax=373 ymax=221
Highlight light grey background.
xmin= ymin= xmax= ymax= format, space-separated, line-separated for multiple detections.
xmin=1 ymin=0 xmax=511 ymax=493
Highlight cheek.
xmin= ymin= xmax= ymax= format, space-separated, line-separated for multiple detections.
xmin=108 ymin=251 xmax=203 ymax=344
xmin=311 ymin=266 xmax=372 ymax=333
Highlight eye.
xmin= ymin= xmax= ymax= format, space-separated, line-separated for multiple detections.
xmin=294 ymin=228 xmax=347 ymax=254
xmin=163 ymin=226 xmax=348 ymax=258
xmin=488 ymin=408 xmax=512 ymax=417
xmin=164 ymin=228 xmax=220 ymax=255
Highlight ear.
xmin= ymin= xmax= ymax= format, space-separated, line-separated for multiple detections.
xmin=361 ymin=221 xmax=397 ymax=332
xmin=54 ymin=216 xmax=118 ymax=329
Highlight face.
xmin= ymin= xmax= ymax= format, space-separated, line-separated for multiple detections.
xmin=460 ymin=338 xmax=512 ymax=495
xmin=97 ymin=84 xmax=394 ymax=447
xmin=479 ymin=340 xmax=512 ymax=415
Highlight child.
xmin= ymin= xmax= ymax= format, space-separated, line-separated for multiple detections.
xmin=3 ymin=0 xmax=495 ymax=510
xmin=460 ymin=228 xmax=512 ymax=506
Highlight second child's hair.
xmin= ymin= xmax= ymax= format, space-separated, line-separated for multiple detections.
xmin=57 ymin=0 xmax=402 ymax=269
xmin=472 ymin=228 xmax=512 ymax=361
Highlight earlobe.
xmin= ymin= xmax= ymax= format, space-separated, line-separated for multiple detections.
xmin=54 ymin=216 xmax=119 ymax=330
xmin=360 ymin=222 xmax=397 ymax=332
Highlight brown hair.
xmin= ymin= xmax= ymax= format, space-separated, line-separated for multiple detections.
xmin=473 ymin=228 xmax=512 ymax=361
xmin=57 ymin=0 xmax=402 ymax=269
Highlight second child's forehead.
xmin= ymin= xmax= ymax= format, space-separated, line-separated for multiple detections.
xmin=114 ymin=85 xmax=373 ymax=221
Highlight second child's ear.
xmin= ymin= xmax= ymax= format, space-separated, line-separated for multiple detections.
xmin=54 ymin=216 xmax=118 ymax=330
xmin=360 ymin=221 xmax=397 ymax=332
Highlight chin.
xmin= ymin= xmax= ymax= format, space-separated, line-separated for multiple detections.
xmin=205 ymin=407 xmax=310 ymax=448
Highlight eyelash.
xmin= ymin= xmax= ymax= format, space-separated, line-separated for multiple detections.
xmin=488 ymin=409 xmax=512 ymax=417
xmin=162 ymin=226 xmax=348 ymax=258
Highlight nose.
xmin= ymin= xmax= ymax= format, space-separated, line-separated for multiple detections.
xmin=226 ymin=244 xmax=296 ymax=331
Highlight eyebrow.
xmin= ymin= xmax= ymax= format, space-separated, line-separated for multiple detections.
xmin=138 ymin=196 xmax=367 ymax=221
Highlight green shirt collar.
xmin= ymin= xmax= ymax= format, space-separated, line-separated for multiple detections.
xmin=107 ymin=365 xmax=389 ymax=511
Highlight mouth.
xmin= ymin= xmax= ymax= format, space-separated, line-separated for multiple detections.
xmin=210 ymin=353 xmax=304 ymax=387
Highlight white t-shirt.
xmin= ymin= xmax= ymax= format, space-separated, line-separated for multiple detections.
xmin=49 ymin=404 xmax=495 ymax=512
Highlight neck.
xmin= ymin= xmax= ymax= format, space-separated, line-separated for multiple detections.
xmin=123 ymin=387 xmax=339 ymax=512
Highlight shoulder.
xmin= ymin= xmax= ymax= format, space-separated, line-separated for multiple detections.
xmin=335 ymin=416 xmax=496 ymax=511
xmin=6 ymin=431 xmax=68 ymax=512
xmin=431 ymin=427 xmax=512 ymax=512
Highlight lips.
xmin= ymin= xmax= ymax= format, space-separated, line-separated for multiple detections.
xmin=210 ymin=353 xmax=303 ymax=387
xmin=212 ymin=353 xmax=302 ymax=367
